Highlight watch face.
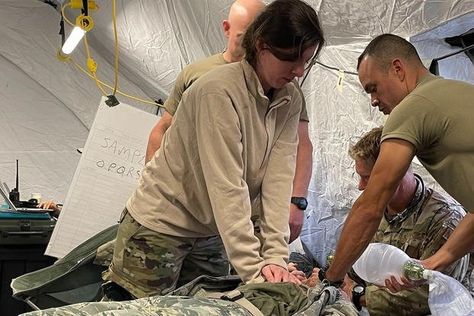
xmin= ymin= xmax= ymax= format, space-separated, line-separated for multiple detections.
xmin=292 ymin=197 xmax=308 ymax=210
xmin=300 ymin=199 xmax=308 ymax=209
xmin=353 ymin=285 xmax=365 ymax=295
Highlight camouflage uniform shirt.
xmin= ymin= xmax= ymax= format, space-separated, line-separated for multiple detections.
xmin=365 ymin=174 xmax=471 ymax=316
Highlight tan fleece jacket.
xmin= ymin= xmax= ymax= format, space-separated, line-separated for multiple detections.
xmin=127 ymin=60 xmax=301 ymax=282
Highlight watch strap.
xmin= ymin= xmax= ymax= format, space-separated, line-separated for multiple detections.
xmin=290 ymin=196 xmax=307 ymax=210
xmin=317 ymin=268 xmax=344 ymax=288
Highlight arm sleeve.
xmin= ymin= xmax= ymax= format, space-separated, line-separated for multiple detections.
xmin=418 ymin=204 xmax=468 ymax=279
xmin=195 ymin=92 xmax=265 ymax=282
xmin=259 ymin=97 xmax=301 ymax=267
xmin=295 ymin=83 xmax=309 ymax=122
xmin=365 ymin=284 xmax=429 ymax=315
xmin=382 ymin=95 xmax=444 ymax=151
xmin=163 ymin=69 xmax=189 ymax=115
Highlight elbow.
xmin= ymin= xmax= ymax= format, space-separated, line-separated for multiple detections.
xmin=302 ymin=138 xmax=313 ymax=153
xmin=297 ymin=134 xmax=313 ymax=155
xmin=148 ymin=116 xmax=172 ymax=140
xmin=367 ymin=208 xmax=383 ymax=225
xmin=352 ymin=199 xmax=384 ymax=224
xmin=155 ymin=120 xmax=171 ymax=135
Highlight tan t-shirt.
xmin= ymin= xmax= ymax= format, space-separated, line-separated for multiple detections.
xmin=382 ymin=74 xmax=474 ymax=211
xmin=128 ymin=60 xmax=302 ymax=282
xmin=164 ymin=53 xmax=308 ymax=121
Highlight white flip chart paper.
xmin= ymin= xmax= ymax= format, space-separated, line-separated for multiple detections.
xmin=46 ymin=97 xmax=157 ymax=258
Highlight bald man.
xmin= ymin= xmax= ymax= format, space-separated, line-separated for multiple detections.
xmin=145 ymin=0 xmax=264 ymax=161
xmin=146 ymin=0 xmax=313 ymax=243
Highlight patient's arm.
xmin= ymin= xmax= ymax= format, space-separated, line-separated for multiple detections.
xmin=288 ymin=262 xmax=307 ymax=282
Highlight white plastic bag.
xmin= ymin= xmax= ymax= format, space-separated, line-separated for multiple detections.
xmin=354 ymin=243 xmax=474 ymax=315
xmin=353 ymin=243 xmax=409 ymax=286
xmin=428 ymin=270 xmax=474 ymax=316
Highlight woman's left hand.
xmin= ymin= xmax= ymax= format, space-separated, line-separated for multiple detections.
xmin=261 ymin=264 xmax=302 ymax=284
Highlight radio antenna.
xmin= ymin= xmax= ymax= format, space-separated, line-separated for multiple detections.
xmin=15 ymin=159 xmax=19 ymax=191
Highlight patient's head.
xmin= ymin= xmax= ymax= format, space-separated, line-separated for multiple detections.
xmin=349 ymin=126 xmax=416 ymax=214
xmin=349 ymin=126 xmax=382 ymax=191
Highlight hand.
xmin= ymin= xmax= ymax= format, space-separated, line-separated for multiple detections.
xmin=38 ymin=200 xmax=61 ymax=212
xmin=341 ymin=274 xmax=356 ymax=299
xmin=384 ymin=275 xmax=425 ymax=293
xmin=289 ymin=204 xmax=304 ymax=243
xmin=304 ymin=267 xmax=321 ymax=287
xmin=287 ymin=262 xmax=298 ymax=273
xmin=288 ymin=262 xmax=307 ymax=282
xmin=261 ymin=264 xmax=302 ymax=285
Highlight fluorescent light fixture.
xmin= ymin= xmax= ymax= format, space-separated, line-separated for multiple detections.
xmin=61 ymin=26 xmax=86 ymax=55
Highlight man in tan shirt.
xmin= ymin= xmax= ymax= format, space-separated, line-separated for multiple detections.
xmin=321 ymin=34 xmax=474 ymax=293
xmin=146 ymin=0 xmax=312 ymax=243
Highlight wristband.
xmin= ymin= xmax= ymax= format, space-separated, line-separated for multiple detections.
xmin=318 ymin=268 xmax=344 ymax=288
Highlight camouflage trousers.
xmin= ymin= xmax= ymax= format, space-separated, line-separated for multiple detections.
xmin=102 ymin=210 xmax=230 ymax=298
xmin=21 ymin=280 xmax=359 ymax=316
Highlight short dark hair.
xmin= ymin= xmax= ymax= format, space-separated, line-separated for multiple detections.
xmin=349 ymin=126 xmax=383 ymax=166
xmin=242 ymin=0 xmax=325 ymax=66
xmin=357 ymin=34 xmax=422 ymax=71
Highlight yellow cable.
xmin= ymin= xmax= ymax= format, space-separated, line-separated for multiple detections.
xmin=59 ymin=0 xmax=160 ymax=107
xmin=69 ymin=58 xmax=160 ymax=106
xmin=83 ymin=33 xmax=91 ymax=56
xmin=114 ymin=88 xmax=160 ymax=105
xmin=83 ymin=35 xmax=107 ymax=96
xmin=62 ymin=0 xmax=105 ymax=96
xmin=61 ymin=3 xmax=75 ymax=27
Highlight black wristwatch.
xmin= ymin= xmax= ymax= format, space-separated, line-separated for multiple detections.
xmin=317 ymin=268 xmax=344 ymax=288
xmin=291 ymin=197 xmax=308 ymax=210
xmin=352 ymin=284 xmax=365 ymax=311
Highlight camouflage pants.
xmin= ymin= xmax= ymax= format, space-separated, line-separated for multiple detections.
xmin=22 ymin=296 xmax=250 ymax=316
xmin=21 ymin=281 xmax=359 ymax=316
xmin=103 ymin=210 xmax=230 ymax=298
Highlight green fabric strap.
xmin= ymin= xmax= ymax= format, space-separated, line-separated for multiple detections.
xmin=206 ymin=290 xmax=264 ymax=316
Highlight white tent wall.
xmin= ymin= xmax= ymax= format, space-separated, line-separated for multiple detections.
xmin=88 ymin=0 xmax=231 ymax=100
xmin=0 ymin=0 xmax=156 ymax=203
xmin=0 ymin=0 xmax=473 ymax=264
xmin=411 ymin=11 xmax=474 ymax=84
xmin=299 ymin=43 xmax=385 ymax=264
xmin=317 ymin=0 xmax=474 ymax=46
